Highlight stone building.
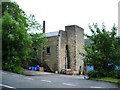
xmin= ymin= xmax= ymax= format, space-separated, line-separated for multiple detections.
xmin=39 ymin=25 xmax=85 ymax=74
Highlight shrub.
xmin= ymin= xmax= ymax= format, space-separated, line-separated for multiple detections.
xmin=83 ymin=70 xmax=86 ymax=75
xmin=88 ymin=70 xmax=120 ymax=78
xmin=87 ymin=70 xmax=109 ymax=78
xmin=109 ymin=70 xmax=120 ymax=78
xmin=13 ymin=66 xmax=24 ymax=74
xmin=3 ymin=62 xmax=24 ymax=75
xmin=87 ymin=71 xmax=99 ymax=78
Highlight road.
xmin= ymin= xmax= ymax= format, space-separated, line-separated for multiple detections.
xmin=1 ymin=70 xmax=119 ymax=89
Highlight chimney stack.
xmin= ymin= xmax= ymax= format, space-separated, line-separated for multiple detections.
xmin=43 ymin=21 xmax=45 ymax=33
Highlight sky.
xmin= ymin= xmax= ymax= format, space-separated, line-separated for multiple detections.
xmin=13 ymin=0 xmax=119 ymax=35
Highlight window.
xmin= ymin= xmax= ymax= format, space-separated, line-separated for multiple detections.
xmin=46 ymin=47 xmax=50 ymax=54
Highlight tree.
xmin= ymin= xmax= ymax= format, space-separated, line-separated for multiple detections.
xmin=2 ymin=11 xmax=32 ymax=73
xmin=29 ymin=33 xmax=47 ymax=62
xmin=27 ymin=14 xmax=42 ymax=33
xmin=2 ymin=2 xmax=47 ymax=73
xmin=27 ymin=14 xmax=48 ymax=63
xmin=82 ymin=23 xmax=120 ymax=72
xmin=2 ymin=2 xmax=28 ymax=28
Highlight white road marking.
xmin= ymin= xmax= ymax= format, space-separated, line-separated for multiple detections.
xmin=60 ymin=75 xmax=84 ymax=79
xmin=75 ymin=77 xmax=85 ymax=79
xmin=62 ymin=83 xmax=76 ymax=86
xmin=90 ymin=86 xmax=103 ymax=88
xmin=26 ymin=78 xmax=33 ymax=80
xmin=41 ymin=80 xmax=52 ymax=83
xmin=0 ymin=84 xmax=16 ymax=89
xmin=60 ymin=75 xmax=66 ymax=76
xmin=60 ymin=75 xmax=72 ymax=78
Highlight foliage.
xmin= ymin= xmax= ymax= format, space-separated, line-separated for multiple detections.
xmin=90 ymin=77 xmax=120 ymax=83
xmin=27 ymin=14 xmax=48 ymax=62
xmin=82 ymin=23 xmax=120 ymax=72
xmin=30 ymin=33 xmax=48 ymax=61
xmin=88 ymin=70 xmax=120 ymax=78
xmin=3 ymin=62 xmax=24 ymax=74
xmin=2 ymin=2 xmax=28 ymax=28
xmin=2 ymin=11 xmax=32 ymax=66
xmin=88 ymin=70 xmax=110 ymax=78
xmin=109 ymin=70 xmax=120 ymax=78
xmin=87 ymin=71 xmax=99 ymax=78
xmin=2 ymin=2 xmax=47 ymax=73
xmin=27 ymin=14 xmax=42 ymax=33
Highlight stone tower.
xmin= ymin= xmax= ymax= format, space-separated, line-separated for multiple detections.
xmin=39 ymin=25 xmax=85 ymax=73
xmin=65 ymin=25 xmax=84 ymax=73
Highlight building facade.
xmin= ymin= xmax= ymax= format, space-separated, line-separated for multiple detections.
xmin=39 ymin=25 xmax=85 ymax=73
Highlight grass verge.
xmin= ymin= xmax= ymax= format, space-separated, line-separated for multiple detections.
xmin=90 ymin=77 xmax=120 ymax=83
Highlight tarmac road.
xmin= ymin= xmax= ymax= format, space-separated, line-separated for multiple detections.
xmin=1 ymin=70 xmax=119 ymax=89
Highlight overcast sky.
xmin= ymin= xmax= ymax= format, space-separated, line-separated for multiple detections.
xmin=14 ymin=0 xmax=119 ymax=35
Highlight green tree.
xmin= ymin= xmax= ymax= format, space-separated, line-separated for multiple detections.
xmin=83 ymin=23 xmax=120 ymax=72
xmin=2 ymin=2 xmax=47 ymax=73
xmin=2 ymin=2 xmax=28 ymax=28
xmin=30 ymin=33 xmax=48 ymax=62
xmin=2 ymin=11 xmax=32 ymax=73
xmin=27 ymin=14 xmax=42 ymax=33
xmin=27 ymin=14 xmax=48 ymax=63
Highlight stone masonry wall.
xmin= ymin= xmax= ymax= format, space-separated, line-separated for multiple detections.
xmin=43 ymin=36 xmax=59 ymax=72
xmin=65 ymin=25 xmax=84 ymax=73
xmin=40 ymin=25 xmax=85 ymax=73
xmin=58 ymin=30 xmax=67 ymax=71
xmin=76 ymin=26 xmax=84 ymax=73
xmin=65 ymin=25 xmax=76 ymax=71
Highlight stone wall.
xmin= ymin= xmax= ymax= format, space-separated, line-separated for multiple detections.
xmin=65 ymin=25 xmax=84 ymax=73
xmin=76 ymin=26 xmax=84 ymax=73
xmin=65 ymin=25 xmax=77 ymax=71
xmin=43 ymin=36 xmax=59 ymax=72
xmin=39 ymin=25 xmax=85 ymax=73
xmin=58 ymin=30 xmax=67 ymax=71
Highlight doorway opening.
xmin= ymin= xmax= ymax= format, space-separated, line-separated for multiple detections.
xmin=65 ymin=45 xmax=70 ymax=69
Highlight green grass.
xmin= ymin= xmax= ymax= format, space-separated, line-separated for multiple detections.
xmin=90 ymin=77 xmax=120 ymax=83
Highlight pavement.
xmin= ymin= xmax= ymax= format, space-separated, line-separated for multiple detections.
xmin=24 ymin=69 xmax=54 ymax=75
xmin=1 ymin=70 xmax=120 ymax=89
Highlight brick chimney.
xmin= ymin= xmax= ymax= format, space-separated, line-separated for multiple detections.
xmin=43 ymin=21 xmax=45 ymax=33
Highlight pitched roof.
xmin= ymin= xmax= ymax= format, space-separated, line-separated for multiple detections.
xmin=45 ymin=31 xmax=59 ymax=37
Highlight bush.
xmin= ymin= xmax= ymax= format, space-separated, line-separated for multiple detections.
xmin=87 ymin=70 xmax=109 ymax=78
xmin=83 ymin=70 xmax=86 ymax=75
xmin=88 ymin=70 xmax=120 ymax=78
xmin=87 ymin=71 xmax=99 ymax=78
xmin=13 ymin=66 xmax=24 ymax=74
xmin=3 ymin=62 xmax=24 ymax=74
xmin=109 ymin=70 xmax=120 ymax=78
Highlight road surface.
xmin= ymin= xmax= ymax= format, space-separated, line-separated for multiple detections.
xmin=1 ymin=70 xmax=119 ymax=89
